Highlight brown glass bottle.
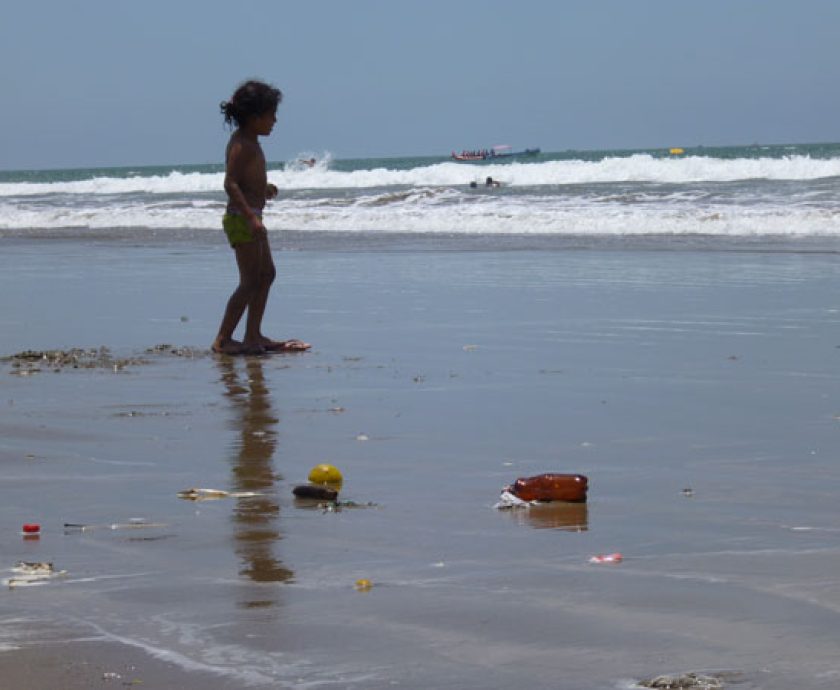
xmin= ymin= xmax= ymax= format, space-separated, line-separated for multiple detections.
xmin=510 ymin=473 xmax=588 ymax=503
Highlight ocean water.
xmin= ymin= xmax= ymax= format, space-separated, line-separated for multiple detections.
xmin=2 ymin=143 xmax=840 ymax=244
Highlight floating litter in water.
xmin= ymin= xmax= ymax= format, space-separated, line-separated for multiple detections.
xmin=21 ymin=523 xmax=40 ymax=536
xmin=589 ymin=553 xmax=623 ymax=564
xmin=355 ymin=578 xmax=373 ymax=591
xmin=355 ymin=434 xmax=369 ymax=441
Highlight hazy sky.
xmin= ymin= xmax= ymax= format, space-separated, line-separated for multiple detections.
xmin=2 ymin=0 xmax=839 ymax=169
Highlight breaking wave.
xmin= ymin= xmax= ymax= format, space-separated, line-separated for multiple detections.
xmin=2 ymin=154 xmax=840 ymax=198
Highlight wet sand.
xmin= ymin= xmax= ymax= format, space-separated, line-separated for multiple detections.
xmin=0 ymin=639 xmax=228 ymax=689
xmin=2 ymin=237 xmax=840 ymax=689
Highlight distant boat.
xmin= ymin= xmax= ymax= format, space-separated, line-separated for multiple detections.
xmin=451 ymin=145 xmax=540 ymax=162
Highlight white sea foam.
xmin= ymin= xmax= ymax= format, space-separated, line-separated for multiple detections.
xmin=2 ymin=153 xmax=840 ymax=237
xmin=2 ymin=154 xmax=840 ymax=197
xmin=2 ymin=194 xmax=839 ymax=237
xmin=84 ymin=618 xmax=382 ymax=688
xmin=0 ymin=171 xmax=226 ymax=197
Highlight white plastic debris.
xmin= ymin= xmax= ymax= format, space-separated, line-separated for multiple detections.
xmin=177 ymin=488 xmax=261 ymax=501
xmin=5 ymin=561 xmax=68 ymax=588
xmin=493 ymin=489 xmax=534 ymax=510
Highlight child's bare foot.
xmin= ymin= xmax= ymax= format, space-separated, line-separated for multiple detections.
xmin=240 ymin=341 xmax=267 ymax=356
xmin=212 ymin=337 xmax=246 ymax=355
xmin=259 ymin=337 xmax=311 ymax=352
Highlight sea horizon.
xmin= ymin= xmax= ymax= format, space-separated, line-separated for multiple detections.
xmin=2 ymin=139 xmax=840 ymax=176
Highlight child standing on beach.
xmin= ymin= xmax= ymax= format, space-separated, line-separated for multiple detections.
xmin=212 ymin=79 xmax=310 ymax=355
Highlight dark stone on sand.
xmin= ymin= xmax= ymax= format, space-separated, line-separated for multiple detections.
xmin=292 ymin=484 xmax=339 ymax=501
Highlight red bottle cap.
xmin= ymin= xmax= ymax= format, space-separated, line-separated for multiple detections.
xmin=22 ymin=523 xmax=41 ymax=534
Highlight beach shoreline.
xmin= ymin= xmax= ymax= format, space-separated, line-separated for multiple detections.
xmin=6 ymin=225 xmax=840 ymax=255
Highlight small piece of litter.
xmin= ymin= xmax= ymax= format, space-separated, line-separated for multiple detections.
xmin=64 ymin=521 xmax=166 ymax=532
xmin=494 ymin=490 xmax=532 ymax=510
xmin=638 ymin=671 xmax=724 ymax=689
xmin=589 ymin=553 xmax=623 ymax=564
xmin=5 ymin=561 xmax=68 ymax=588
xmin=177 ymin=488 xmax=261 ymax=501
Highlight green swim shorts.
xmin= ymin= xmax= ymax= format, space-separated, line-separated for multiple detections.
xmin=222 ymin=213 xmax=255 ymax=247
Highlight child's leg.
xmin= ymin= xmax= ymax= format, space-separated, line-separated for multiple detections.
xmin=212 ymin=242 xmax=263 ymax=354
xmin=245 ymin=237 xmax=311 ymax=352
xmin=242 ymin=235 xmax=276 ymax=348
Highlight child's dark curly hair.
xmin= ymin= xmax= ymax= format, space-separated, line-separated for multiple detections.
xmin=220 ymin=80 xmax=283 ymax=128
